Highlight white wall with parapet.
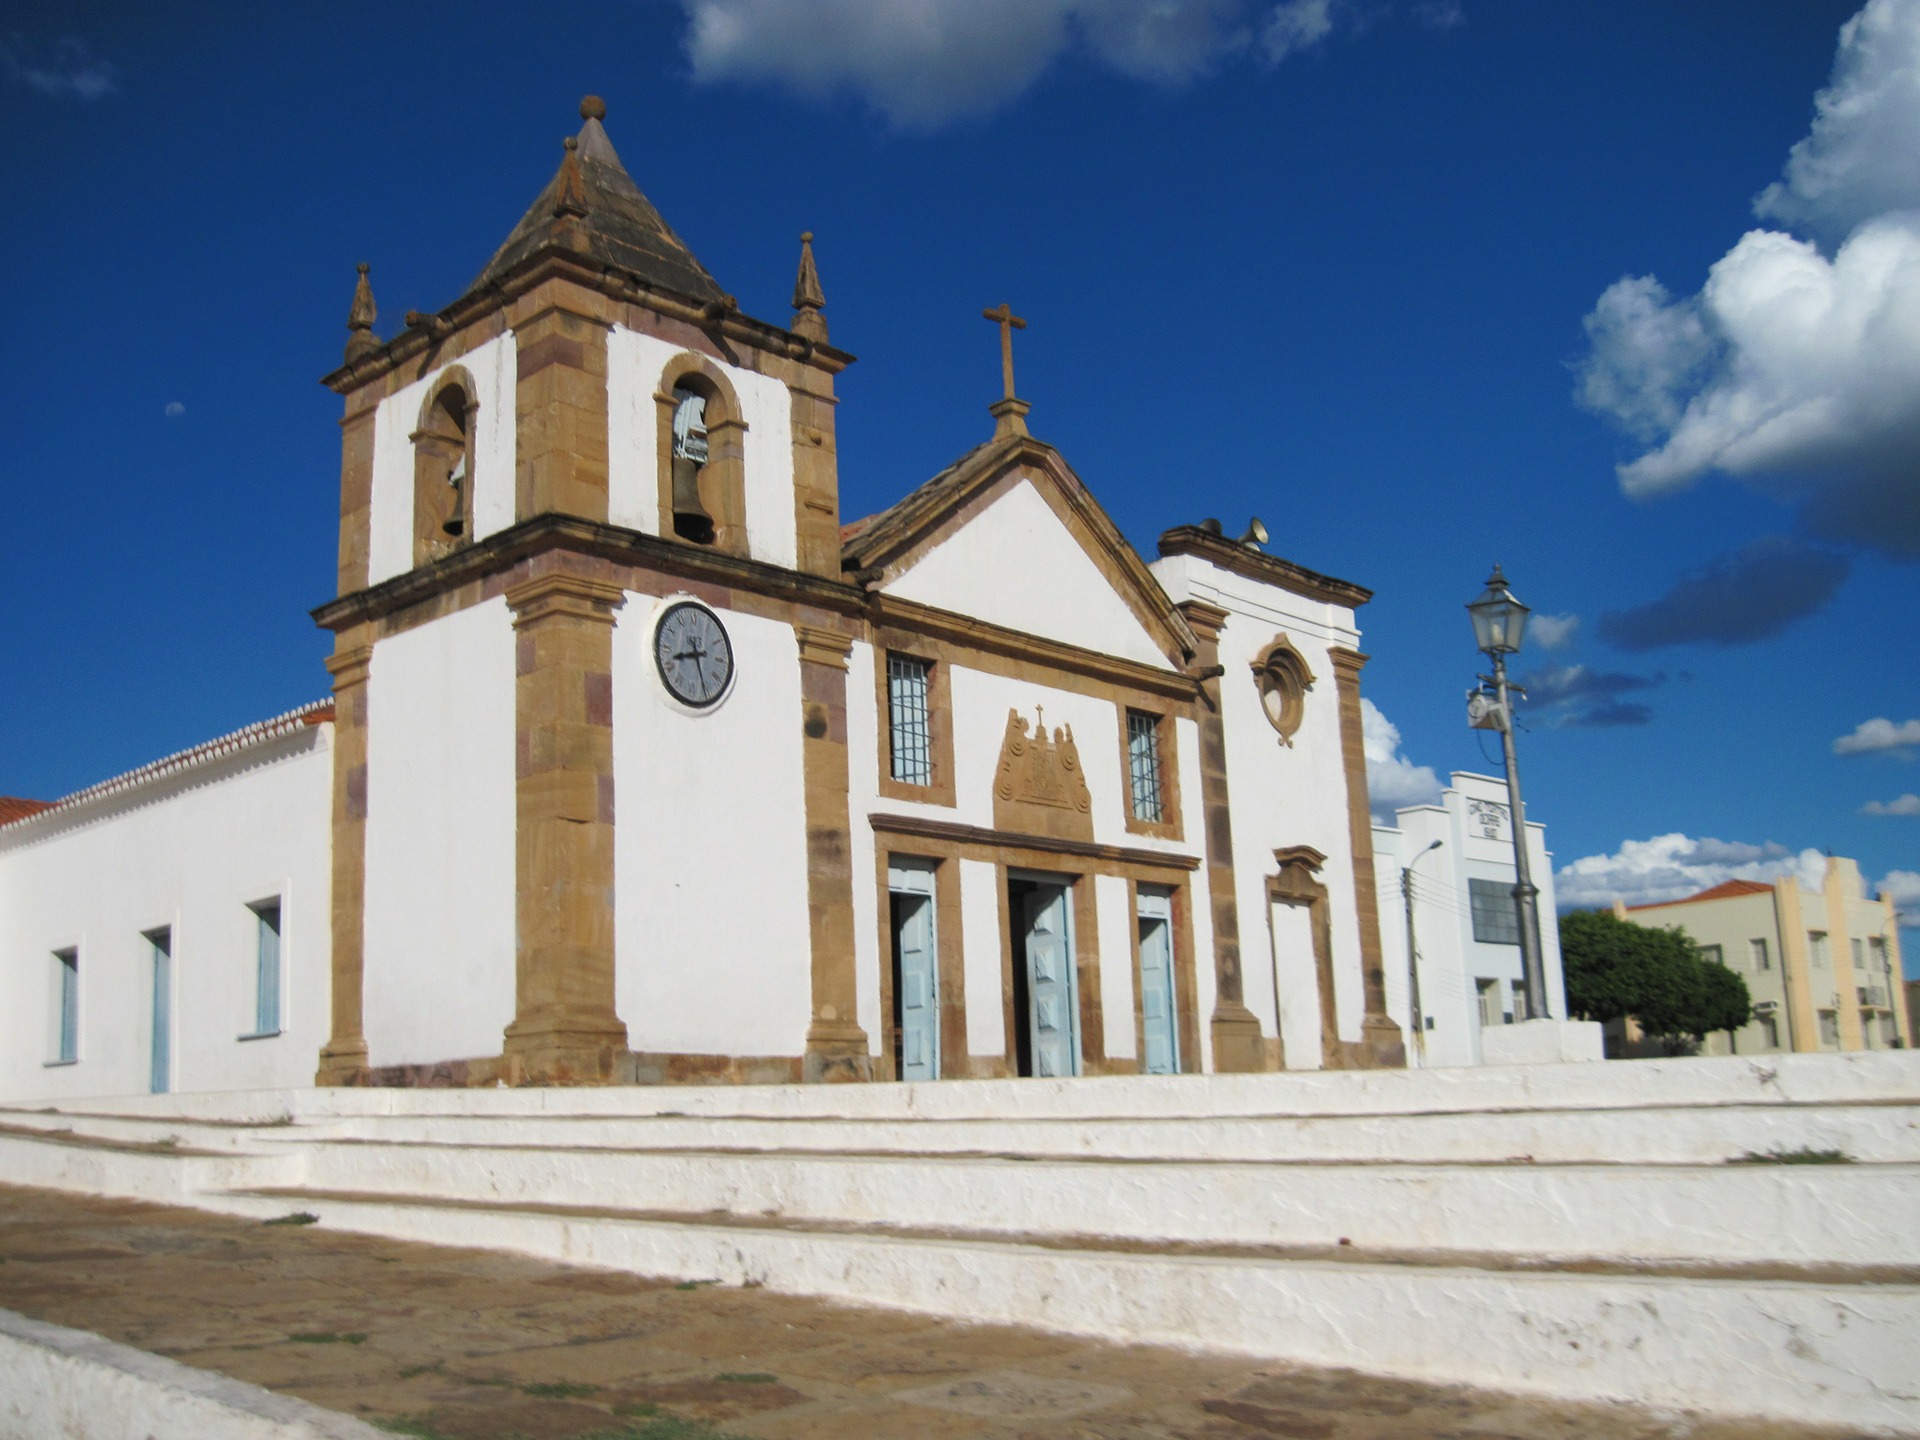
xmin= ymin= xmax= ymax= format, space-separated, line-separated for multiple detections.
xmin=1151 ymin=551 xmax=1368 ymax=1070
xmin=367 ymin=333 xmax=517 ymax=586
xmin=1375 ymin=772 xmax=1566 ymax=1068
xmin=362 ymin=599 xmax=517 ymax=1069
xmin=882 ymin=479 xmax=1176 ymax=672
xmin=0 ymin=728 xmax=332 ymax=1103
xmin=605 ymin=328 xmax=798 ymax=570
xmin=613 ymin=597 xmax=811 ymax=1059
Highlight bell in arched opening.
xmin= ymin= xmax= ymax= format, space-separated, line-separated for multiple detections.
xmin=670 ymin=385 xmax=715 ymax=545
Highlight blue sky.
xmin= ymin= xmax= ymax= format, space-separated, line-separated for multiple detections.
xmin=3 ymin=1 xmax=1917 ymax=962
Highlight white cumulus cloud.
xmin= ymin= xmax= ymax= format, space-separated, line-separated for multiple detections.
xmin=1880 ymin=868 xmax=1920 ymax=923
xmin=1526 ymin=612 xmax=1580 ymax=650
xmin=678 ymin=0 xmax=1433 ymax=127
xmin=163 ymin=401 xmax=185 ymax=418
xmin=1834 ymin=716 xmax=1920 ymax=756
xmin=1863 ymin=793 xmax=1920 ymax=815
xmin=1361 ymin=698 xmax=1443 ymax=819
xmin=1554 ymin=833 xmax=1828 ymax=911
xmin=1576 ymin=0 xmax=1920 ymax=558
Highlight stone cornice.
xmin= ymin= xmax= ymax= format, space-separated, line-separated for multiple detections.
xmin=868 ymin=813 xmax=1201 ymax=872
xmin=868 ymin=593 xmax=1202 ymax=704
xmin=312 ymin=516 xmax=867 ymax=633
xmin=320 ymin=249 xmax=854 ymax=396
xmin=1158 ymin=526 xmax=1372 ymax=610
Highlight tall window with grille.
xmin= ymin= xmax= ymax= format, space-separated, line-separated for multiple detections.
xmin=1126 ymin=710 xmax=1165 ymax=823
xmin=53 ymin=949 xmax=79 ymax=1063
xmin=887 ymin=655 xmax=933 ymax=786
xmin=1468 ymin=878 xmax=1521 ymax=945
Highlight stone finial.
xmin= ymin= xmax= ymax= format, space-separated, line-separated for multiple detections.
xmin=552 ymin=135 xmax=589 ymax=219
xmin=344 ymin=263 xmax=379 ymax=363
xmin=580 ymin=94 xmax=606 ymax=121
xmin=791 ymin=231 xmax=828 ymax=343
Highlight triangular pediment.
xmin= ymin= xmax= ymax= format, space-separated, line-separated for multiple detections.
xmin=843 ymin=439 xmax=1194 ymax=671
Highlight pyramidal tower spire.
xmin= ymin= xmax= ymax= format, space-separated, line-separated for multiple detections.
xmin=792 ymin=231 xmax=827 ymax=343
xmin=344 ymin=263 xmax=378 ymax=363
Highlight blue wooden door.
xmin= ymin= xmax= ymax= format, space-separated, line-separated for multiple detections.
xmin=149 ymin=930 xmax=171 ymax=1094
xmin=1022 ymin=884 xmax=1080 ymax=1078
xmin=889 ymin=861 xmax=939 ymax=1081
xmin=1137 ymin=889 xmax=1179 ymax=1075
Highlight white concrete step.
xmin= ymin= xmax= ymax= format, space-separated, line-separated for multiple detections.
xmin=212 ymin=1183 xmax=1920 ymax=1436
xmin=299 ymin=1136 xmax=1920 ymax=1271
xmin=0 ymin=1125 xmax=303 ymax=1205
xmin=308 ymin=1099 xmax=1920 ymax=1164
xmin=31 ymin=1050 xmax=1919 ymax=1124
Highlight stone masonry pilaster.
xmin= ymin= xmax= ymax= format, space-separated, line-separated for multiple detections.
xmin=502 ymin=569 xmax=630 ymax=1084
xmin=316 ymin=638 xmax=373 ymax=1085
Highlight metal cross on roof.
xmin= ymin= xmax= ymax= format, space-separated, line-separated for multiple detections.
xmin=982 ymin=303 xmax=1027 ymax=402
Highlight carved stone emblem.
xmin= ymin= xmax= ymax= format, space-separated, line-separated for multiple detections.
xmin=992 ymin=707 xmax=1094 ymax=842
xmin=1467 ymin=797 xmax=1509 ymax=840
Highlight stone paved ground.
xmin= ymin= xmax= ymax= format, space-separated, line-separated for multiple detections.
xmin=0 ymin=1182 xmax=1867 ymax=1440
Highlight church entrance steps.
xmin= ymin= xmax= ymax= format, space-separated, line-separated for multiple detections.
xmin=200 ymin=1183 xmax=1920 ymax=1434
xmin=301 ymin=1098 xmax=1920 ymax=1165
xmin=289 ymin=1140 xmax=1920 ymax=1270
xmin=0 ymin=1123 xmax=303 ymax=1206
xmin=4 ymin=1051 xmax=1917 ymax=1430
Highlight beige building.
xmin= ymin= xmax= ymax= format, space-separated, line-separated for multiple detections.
xmin=1617 ymin=857 xmax=1909 ymax=1055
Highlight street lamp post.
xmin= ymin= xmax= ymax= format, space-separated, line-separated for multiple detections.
xmin=1402 ymin=838 xmax=1444 ymax=1064
xmin=1466 ymin=565 xmax=1547 ymax=1023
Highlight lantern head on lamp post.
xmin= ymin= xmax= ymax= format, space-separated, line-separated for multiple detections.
xmin=1467 ymin=565 xmax=1530 ymax=657
xmin=1465 ymin=564 xmax=1546 ymax=1022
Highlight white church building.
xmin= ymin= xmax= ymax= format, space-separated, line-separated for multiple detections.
xmin=1 ymin=98 xmax=1409 ymax=1101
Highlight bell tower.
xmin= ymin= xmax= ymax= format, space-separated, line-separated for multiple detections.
xmin=312 ymin=98 xmax=857 ymax=1087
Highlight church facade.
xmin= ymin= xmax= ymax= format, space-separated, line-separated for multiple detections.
xmin=1 ymin=99 xmax=1404 ymax=1100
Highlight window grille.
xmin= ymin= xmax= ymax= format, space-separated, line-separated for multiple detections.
xmin=1699 ymin=943 xmax=1723 ymax=967
xmin=55 ymin=950 xmax=78 ymax=1063
xmin=1749 ymin=937 xmax=1770 ymax=970
xmin=1809 ymin=931 xmax=1829 ymax=967
xmin=887 ymin=656 xmax=933 ymax=785
xmin=1127 ymin=710 xmax=1164 ymax=822
xmin=253 ymin=902 xmax=282 ymax=1036
xmin=1468 ymin=878 xmax=1521 ymax=945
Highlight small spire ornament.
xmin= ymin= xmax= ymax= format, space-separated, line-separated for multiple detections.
xmin=791 ymin=231 xmax=828 ymax=343
xmin=552 ymin=135 xmax=589 ymax=219
xmin=344 ymin=263 xmax=378 ymax=363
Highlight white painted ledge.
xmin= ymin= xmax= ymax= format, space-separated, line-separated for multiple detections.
xmin=0 ymin=1307 xmax=387 ymax=1440
xmin=1480 ymin=1019 xmax=1606 ymax=1066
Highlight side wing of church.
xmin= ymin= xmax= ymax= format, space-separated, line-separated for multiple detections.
xmin=0 ymin=99 xmax=1402 ymax=1100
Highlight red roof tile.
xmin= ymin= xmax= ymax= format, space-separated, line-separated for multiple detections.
xmin=0 ymin=797 xmax=53 ymax=825
xmin=1628 ymin=878 xmax=1774 ymax=911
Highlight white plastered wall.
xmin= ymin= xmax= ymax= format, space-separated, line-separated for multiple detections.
xmin=362 ymin=598 xmax=517 ymax=1068
xmin=1152 ymin=552 xmax=1368 ymax=1071
xmin=613 ymin=598 xmax=811 ymax=1058
xmin=367 ymin=332 xmax=517 ymax=586
xmin=605 ymin=327 xmax=798 ymax=570
xmin=882 ymin=479 xmax=1173 ymax=671
xmin=0 ymin=731 xmax=332 ymax=1103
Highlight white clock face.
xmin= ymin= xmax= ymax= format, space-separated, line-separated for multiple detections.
xmin=654 ymin=601 xmax=734 ymax=709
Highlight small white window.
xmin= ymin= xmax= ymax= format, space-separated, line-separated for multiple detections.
xmin=1809 ymin=931 xmax=1829 ymax=967
xmin=1759 ymin=1015 xmax=1779 ymax=1049
xmin=1475 ymin=977 xmax=1499 ymax=1029
xmin=887 ymin=656 xmax=933 ymax=786
xmin=250 ymin=901 xmax=282 ymax=1037
xmin=1699 ymin=943 xmax=1723 ymax=967
xmin=53 ymin=949 xmax=79 ymax=1063
xmin=1818 ymin=1009 xmax=1840 ymax=1048
xmin=1749 ymin=938 xmax=1770 ymax=971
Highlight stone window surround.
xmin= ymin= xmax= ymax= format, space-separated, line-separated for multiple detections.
xmin=1251 ymin=634 xmax=1315 ymax=747
xmin=1116 ymin=700 xmax=1183 ymax=842
xmin=874 ymin=642 xmax=957 ymax=808
xmin=653 ymin=351 xmax=749 ymax=559
xmin=409 ymin=367 xmax=478 ymax=569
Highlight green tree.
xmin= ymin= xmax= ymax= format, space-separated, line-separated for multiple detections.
xmin=1559 ymin=908 xmax=1749 ymax=1051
